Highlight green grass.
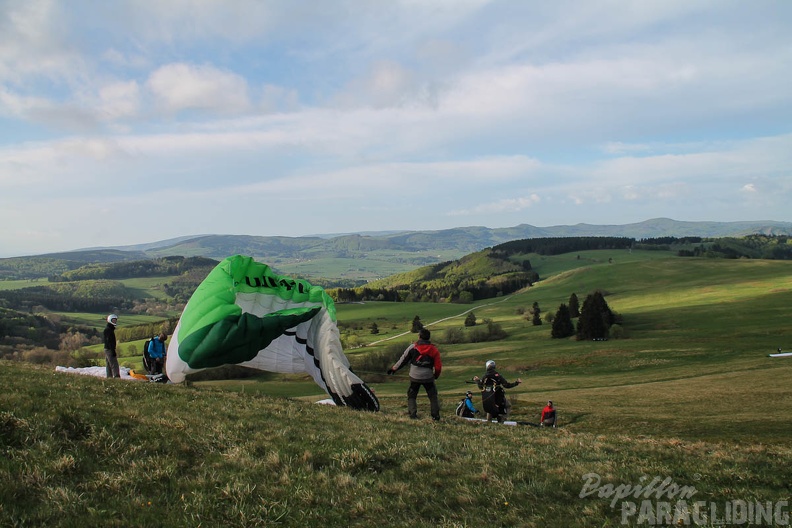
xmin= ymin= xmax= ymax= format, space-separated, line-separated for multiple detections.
xmin=274 ymin=250 xmax=464 ymax=282
xmin=53 ymin=312 xmax=171 ymax=332
xmin=4 ymin=253 xmax=792 ymax=526
xmin=0 ymin=278 xmax=51 ymax=290
xmin=2 ymin=361 xmax=790 ymax=527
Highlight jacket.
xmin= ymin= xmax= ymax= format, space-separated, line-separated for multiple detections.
xmin=541 ymin=405 xmax=556 ymax=423
xmin=476 ymin=367 xmax=519 ymax=391
xmin=147 ymin=337 xmax=166 ymax=359
xmin=103 ymin=323 xmax=117 ymax=354
xmin=392 ymin=339 xmax=442 ymax=381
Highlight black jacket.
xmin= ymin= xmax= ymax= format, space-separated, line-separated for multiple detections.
xmin=476 ymin=367 xmax=519 ymax=391
xmin=103 ymin=323 xmax=117 ymax=354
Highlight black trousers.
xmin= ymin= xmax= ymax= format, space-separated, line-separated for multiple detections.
xmin=407 ymin=379 xmax=440 ymax=419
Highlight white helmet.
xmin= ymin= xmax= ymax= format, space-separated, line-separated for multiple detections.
xmin=485 ymin=360 xmax=496 ymax=370
xmin=107 ymin=314 xmax=118 ymax=326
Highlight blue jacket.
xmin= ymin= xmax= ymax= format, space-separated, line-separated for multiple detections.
xmin=147 ymin=336 xmax=166 ymax=359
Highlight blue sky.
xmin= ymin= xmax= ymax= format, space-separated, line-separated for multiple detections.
xmin=1 ymin=0 xmax=790 ymax=257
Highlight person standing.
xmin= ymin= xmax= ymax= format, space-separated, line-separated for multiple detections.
xmin=388 ymin=328 xmax=443 ymax=420
xmin=104 ymin=314 xmax=121 ymax=378
xmin=473 ymin=360 xmax=522 ymax=422
xmin=147 ymin=332 xmax=168 ymax=375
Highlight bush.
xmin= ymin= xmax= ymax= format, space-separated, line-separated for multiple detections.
xmin=467 ymin=319 xmax=507 ymax=343
xmin=468 ymin=328 xmax=489 ymax=343
xmin=349 ymin=348 xmax=398 ymax=372
xmin=443 ymin=327 xmax=465 ymax=344
xmin=70 ymin=348 xmax=99 ymax=368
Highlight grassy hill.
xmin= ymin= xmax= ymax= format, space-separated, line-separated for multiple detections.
xmin=3 ymin=250 xmax=792 ymax=526
xmin=4 ymin=218 xmax=792 ymax=282
xmin=2 ymin=360 xmax=790 ymax=527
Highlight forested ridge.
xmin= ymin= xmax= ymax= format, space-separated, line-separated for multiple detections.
xmin=2 ymin=236 xmax=791 ymax=356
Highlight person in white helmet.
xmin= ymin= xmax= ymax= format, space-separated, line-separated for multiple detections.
xmin=473 ymin=360 xmax=521 ymax=422
xmin=103 ymin=314 xmax=120 ymax=378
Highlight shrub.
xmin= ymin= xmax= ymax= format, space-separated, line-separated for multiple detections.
xmin=443 ymin=327 xmax=465 ymax=344
xmin=349 ymin=348 xmax=397 ymax=372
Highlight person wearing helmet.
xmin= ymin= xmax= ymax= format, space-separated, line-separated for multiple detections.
xmin=457 ymin=390 xmax=479 ymax=418
xmin=103 ymin=314 xmax=121 ymax=378
xmin=387 ymin=328 xmax=443 ymax=420
xmin=473 ymin=359 xmax=522 ymax=422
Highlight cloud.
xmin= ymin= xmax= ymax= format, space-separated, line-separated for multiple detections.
xmin=450 ymin=194 xmax=541 ymax=216
xmin=1 ymin=0 xmax=791 ymax=256
xmin=97 ymin=80 xmax=140 ymax=120
xmin=146 ymin=63 xmax=251 ymax=115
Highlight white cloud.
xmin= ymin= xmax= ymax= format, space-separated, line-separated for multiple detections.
xmin=97 ymin=80 xmax=140 ymax=120
xmin=450 ymin=194 xmax=541 ymax=216
xmin=146 ymin=63 xmax=251 ymax=115
xmin=1 ymin=0 xmax=791 ymax=256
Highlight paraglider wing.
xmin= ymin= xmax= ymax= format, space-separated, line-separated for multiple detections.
xmin=166 ymin=255 xmax=379 ymax=411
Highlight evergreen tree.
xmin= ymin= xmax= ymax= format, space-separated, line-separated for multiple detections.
xmin=411 ymin=316 xmax=423 ymax=333
xmin=591 ymin=291 xmax=615 ymax=327
xmin=551 ymin=304 xmax=575 ymax=338
xmin=568 ymin=293 xmax=580 ymax=318
xmin=531 ymin=301 xmax=542 ymax=326
xmin=370 ymin=322 xmax=379 ymax=335
xmin=464 ymin=312 xmax=477 ymax=327
xmin=576 ymin=291 xmax=613 ymax=340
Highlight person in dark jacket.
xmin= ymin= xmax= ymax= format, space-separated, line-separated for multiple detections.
xmin=147 ymin=333 xmax=168 ymax=375
xmin=104 ymin=314 xmax=120 ymax=378
xmin=388 ymin=328 xmax=442 ymax=420
xmin=473 ymin=360 xmax=521 ymax=422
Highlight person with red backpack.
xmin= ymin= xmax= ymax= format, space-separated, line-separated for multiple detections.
xmin=388 ymin=328 xmax=442 ymax=420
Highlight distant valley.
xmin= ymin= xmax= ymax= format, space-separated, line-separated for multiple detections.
xmin=2 ymin=218 xmax=791 ymax=282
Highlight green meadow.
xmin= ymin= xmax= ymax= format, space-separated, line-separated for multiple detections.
xmin=2 ymin=251 xmax=792 ymax=526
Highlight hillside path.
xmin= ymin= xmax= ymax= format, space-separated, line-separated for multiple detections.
xmin=365 ymin=294 xmax=518 ymax=347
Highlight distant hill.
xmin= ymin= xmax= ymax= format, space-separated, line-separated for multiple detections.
xmin=2 ymin=218 xmax=791 ymax=280
xmin=84 ymin=218 xmax=792 ymax=257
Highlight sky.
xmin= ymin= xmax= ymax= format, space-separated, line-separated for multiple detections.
xmin=1 ymin=0 xmax=791 ymax=257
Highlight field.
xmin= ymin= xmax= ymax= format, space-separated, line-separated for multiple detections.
xmin=2 ymin=251 xmax=791 ymax=526
xmin=248 ymin=251 xmax=792 ymax=444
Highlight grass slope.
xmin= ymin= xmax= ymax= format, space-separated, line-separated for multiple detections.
xmin=2 ymin=361 xmax=790 ymax=528
xmin=3 ymin=252 xmax=792 ymax=526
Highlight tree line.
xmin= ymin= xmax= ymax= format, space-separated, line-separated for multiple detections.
xmin=51 ymin=256 xmax=218 ymax=281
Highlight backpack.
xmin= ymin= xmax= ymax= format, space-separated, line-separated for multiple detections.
xmin=410 ymin=347 xmax=434 ymax=368
xmin=455 ymin=399 xmax=465 ymax=417
xmin=142 ymin=339 xmax=153 ymax=373
xmin=456 ymin=397 xmax=476 ymax=418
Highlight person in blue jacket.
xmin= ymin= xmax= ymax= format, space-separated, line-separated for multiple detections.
xmin=147 ymin=332 xmax=168 ymax=375
xmin=457 ymin=390 xmax=479 ymax=418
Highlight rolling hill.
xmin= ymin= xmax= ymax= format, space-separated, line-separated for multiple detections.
xmin=2 ymin=218 xmax=791 ymax=282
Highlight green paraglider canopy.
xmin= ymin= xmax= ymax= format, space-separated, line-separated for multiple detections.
xmin=166 ymin=255 xmax=379 ymax=411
